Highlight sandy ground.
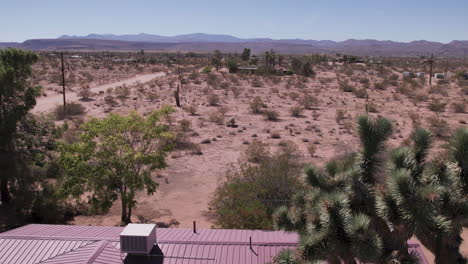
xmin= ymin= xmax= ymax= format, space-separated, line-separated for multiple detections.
xmin=33 ymin=72 xmax=165 ymax=113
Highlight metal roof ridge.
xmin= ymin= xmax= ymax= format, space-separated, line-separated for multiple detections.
xmin=0 ymin=235 xmax=120 ymax=241
xmin=84 ymin=240 xmax=109 ymax=264
xmin=36 ymin=240 xmax=98 ymax=264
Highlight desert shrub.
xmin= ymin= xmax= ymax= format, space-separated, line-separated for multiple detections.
xmin=115 ymin=85 xmax=130 ymax=99
xmin=207 ymin=93 xmax=220 ymax=106
xmin=427 ymin=116 xmax=450 ymax=139
xmin=251 ymin=76 xmax=263 ymax=87
xmin=360 ymin=77 xmax=370 ymax=88
xmin=339 ymin=81 xmax=354 ymax=92
xmin=462 ymin=86 xmax=468 ymax=95
xmin=428 ymin=99 xmax=447 ymax=115
xmin=290 ymin=106 xmax=304 ymax=117
xmin=452 ymin=102 xmax=466 ymax=113
xmin=301 ymin=93 xmax=319 ymax=109
xmin=307 ymin=143 xmax=316 ymax=157
xmin=54 ymin=103 xmax=85 ymax=120
xmin=335 ymin=109 xmax=346 ymax=124
xmin=374 ymin=81 xmax=387 ymax=90
xmin=210 ymin=141 xmax=304 ymax=229
xmin=178 ymin=119 xmax=192 ymax=132
xmin=264 ymin=108 xmax=279 ymax=121
xmin=429 ymin=85 xmax=448 ymax=96
xmin=202 ymin=66 xmax=212 ymax=73
xmin=184 ymin=104 xmax=198 ymax=115
xmin=389 ymin=73 xmax=399 ymax=81
xmin=146 ymin=92 xmax=159 ymax=101
xmin=437 ymin=79 xmax=449 ymax=85
xmin=353 ymin=88 xmax=368 ymax=98
xmin=208 ymin=111 xmax=224 ymax=125
xmin=250 ymin=96 xmax=267 ymax=114
xmin=189 ymin=71 xmax=199 ymax=80
xmin=206 ymin=73 xmax=218 ymax=87
xmin=230 ymin=86 xmax=242 ymax=98
xmin=78 ymin=87 xmax=93 ymax=101
xmin=367 ymin=102 xmax=379 ymax=113
xmin=104 ymin=95 xmax=117 ymax=106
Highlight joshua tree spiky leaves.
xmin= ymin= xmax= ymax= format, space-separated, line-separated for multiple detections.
xmin=274 ymin=116 xmax=468 ymax=264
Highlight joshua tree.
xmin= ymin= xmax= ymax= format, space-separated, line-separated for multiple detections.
xmin=274 ymin=116 xmax=468 ymax=264
xmin=379 ymin=127 xmax=468 ymax=264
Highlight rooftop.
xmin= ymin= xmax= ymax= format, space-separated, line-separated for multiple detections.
xmin=0 ymin=224 xmax=298 ymax=264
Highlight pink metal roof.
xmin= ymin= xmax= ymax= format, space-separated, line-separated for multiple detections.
xmin=0 ymin=224 xmax=428 ymax=264
xmin=0 ymin=224 xmax=298 ymax=264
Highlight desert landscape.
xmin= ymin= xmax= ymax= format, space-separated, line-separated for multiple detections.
xmin=26 ymin=52 xmax=467 ymax=230
xmin=2 ymin=2 xmax=468 ymax=263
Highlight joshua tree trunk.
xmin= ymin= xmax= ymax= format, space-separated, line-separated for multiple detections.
xmin=0 ymin=177 xmax=9 ymax=204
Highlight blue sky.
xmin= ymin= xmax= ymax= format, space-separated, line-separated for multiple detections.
xmin=2 ymin=0 xmax=467 ymax=43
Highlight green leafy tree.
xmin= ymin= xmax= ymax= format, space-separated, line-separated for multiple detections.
xmin=211 ymin=50 xmax=223 ymax=72
xmin=0 ymin=48 xmax=40 ymax=204
xmin=1 ymin=114 xmax=68 ymax=231
xmin=226 ymin=59 xmax=239 ymax=73
xmin=58 ymin=107 xmax=175 ymax=224
xmin=241 ymin=48 xmax=251 ymax=61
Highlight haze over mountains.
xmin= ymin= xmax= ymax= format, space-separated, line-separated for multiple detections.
xmin=1 ymin=33 xmax=468 ymax=57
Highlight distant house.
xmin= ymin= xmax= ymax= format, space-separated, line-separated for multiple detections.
xmin=238 ymin=66 xmax=258 ymax=74
xmin=402 ymin=72 xmax=415 ymax=78
xmin=434 ymin=73 xmax=445 ymax=79
xmin=0 ymin=223 xmax=431 ymax=264
xmin=416 ymin=72 xmax=426 ymax=78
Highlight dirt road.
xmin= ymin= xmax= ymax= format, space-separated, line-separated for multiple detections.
xmin=33 ymin=72 xmax=165 ymax=113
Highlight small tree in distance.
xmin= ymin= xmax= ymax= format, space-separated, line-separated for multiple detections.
xmin=241 ymin=48 xmax=251 ymax=61
xmin=58 ymin=106 xmax=176 ymax=225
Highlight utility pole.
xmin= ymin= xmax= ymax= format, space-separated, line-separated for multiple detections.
xmin=174 ymin=51 xmax=181 ymax=108
xmin=424 ymin=53 xmax=435 ymax=85
xmin=60 ymin=52 xmax=67 ymax=117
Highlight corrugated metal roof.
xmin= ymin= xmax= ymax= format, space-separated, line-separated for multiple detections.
xmin=0 ymin=224 xmax=429 ymax=264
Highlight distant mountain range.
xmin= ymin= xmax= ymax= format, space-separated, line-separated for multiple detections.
xmin=1 ymin=33 xmax=467 ymax=57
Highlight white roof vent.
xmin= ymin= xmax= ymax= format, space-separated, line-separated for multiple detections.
xmin=120 ymin=224 xmax=156 ymax=254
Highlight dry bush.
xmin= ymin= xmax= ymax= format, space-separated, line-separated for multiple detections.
xmin=367 ymin=103 xmax=379 ymax=113
xmin=78 ymin=87 xmax=93 ymax=101
xmin=146 ymin=92 xmax=159 ymax=102
xmin=429 ymin=85 xmax=448 ymax=96
xmin=335 ymin=109 xmax=346 ymax=124
xmin=178 ymin=119 xmax=192 ymax=132
xmin=251 ymin=76 xmax=263 ymax=87
xmin=208 ymin=111 xmax=225 ymax=125
xmin=307 ymin=143 xmax=316 ymax=157
xmin=184 ymin=104 xmax=198 ymax=115
xmin=104 ymin=95 xmax=117 ymax=106
xmin=250 ymin=96 xmax=267 ymax=114
xmin=374 ymin=81 xmax=388 ymax=90
xmin=264 ymin=108 xmax=279 ymax=121
xmin=427 ymin=116 xmax=451 ymax=139
xmin=452 ymin=102 xmax=466 ymax=113
xmin=207 ymin=93 xmax=220 ymax=106
xmin=301 ymin=94 xmax=319 ymax=109
xmin=353 ymin=88 xmax=368 ymax=99
xmin=339 ymin=81 xmax=355 ymax=92
xmin=115 ymin=85 xmax=130 ymax=99
xmin=290 ymin=106 xmax=304 ymax=117
xmin=54 ymin=103 xmax=86 ymax=120
xmin=428 ymin=99 xmax=447 ymax=115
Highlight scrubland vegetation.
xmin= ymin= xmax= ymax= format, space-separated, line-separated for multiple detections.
xmin=1 ymin=47 xmax=468 ymax=263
